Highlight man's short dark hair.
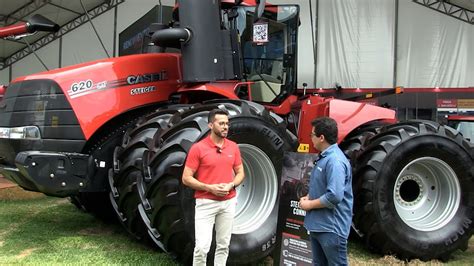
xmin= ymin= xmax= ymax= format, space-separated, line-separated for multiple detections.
xmin=208 ymin=109 xmax=229 ymax=123
xmin=311 ymin=117 xmax=338 ymax=144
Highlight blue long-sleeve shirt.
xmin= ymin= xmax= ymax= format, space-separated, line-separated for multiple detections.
xmin=303 ymin=144 xmax=353 ymax=238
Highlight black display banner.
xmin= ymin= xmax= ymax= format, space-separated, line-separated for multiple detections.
xmin=118 ymin=5 xmax=173 ymax=56
xmin=276 ymin=152 xmax=318 ymax=266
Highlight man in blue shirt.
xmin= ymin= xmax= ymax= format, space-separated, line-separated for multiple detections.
xmin=299 ymin=117 xmax=353 ymax=266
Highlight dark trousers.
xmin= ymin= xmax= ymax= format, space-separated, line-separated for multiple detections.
xmin=309 ymin=231 xmax=348 ymax=266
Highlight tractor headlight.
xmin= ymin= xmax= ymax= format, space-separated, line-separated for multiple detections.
xmin=0 ymin=126 xmax=41 ymax=140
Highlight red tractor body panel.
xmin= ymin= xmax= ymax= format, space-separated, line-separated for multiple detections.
xmin=179 ymin=81 xmax=242 ymax=100
xmin=13 ymin=53 xmax=183 ymax=139
xmin=0 ymin=85 xmax=5 ymax=101
xmin=447 ymin=115 xmax=474 ymax=121
xmin=264 ymin=95 xmax=299 ymax=115
xmin=297 ymin=96 xmax=396 ymax=153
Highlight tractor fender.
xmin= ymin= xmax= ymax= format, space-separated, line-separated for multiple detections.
xmin=298 ymin=97 xmax=396 ymax=153
xmin=178 ymin=82 xmax=242 ymax=101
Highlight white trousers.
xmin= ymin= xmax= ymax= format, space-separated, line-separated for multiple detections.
xmin=193 ymin=197 xmax=236 ymax=266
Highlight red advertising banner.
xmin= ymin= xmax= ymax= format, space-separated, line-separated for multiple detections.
xmin=437 ymin=99 xmax=457 ymax=108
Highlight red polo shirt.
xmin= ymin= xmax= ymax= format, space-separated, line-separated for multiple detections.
xmin=185 ymin=136 xmax=242 ymax=200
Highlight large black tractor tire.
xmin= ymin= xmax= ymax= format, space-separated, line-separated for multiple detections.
xmin=339 ymin=122 xmax=386 ymax=238
xmin=339 ymin=122 xmax=386 ymax=161
xmin=72 ymin=120 xmax=143 ymax=222
xmin=72 ymin=107 xmax=162 ymax=222
xmin=352 ymin=120 xmax=474 ymax=260
xmin=136 ymin=100 xmax=298 ymax=264
xmin=70 ymin=192 xmax=116 ymax=222
xmin=108 ymin=105 xmax=190 ymax=240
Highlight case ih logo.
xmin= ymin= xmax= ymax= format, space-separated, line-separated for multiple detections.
xmin=127 ymin=71 xmax=167 ymax=96
xmin=126 ymin=71 xmax=167 ymax=85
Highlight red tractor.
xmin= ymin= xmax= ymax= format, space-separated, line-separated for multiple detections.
xmin=0 ymin=0 xmax=472 ymax=264
xmin=447 ymin=115 xmax=474 ymax=143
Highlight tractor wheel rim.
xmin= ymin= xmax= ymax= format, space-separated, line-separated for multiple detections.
xmin=233 ymin=144 xmax=277 ymax=234
xmin=393 ymin=157 xmax=461 ymax=231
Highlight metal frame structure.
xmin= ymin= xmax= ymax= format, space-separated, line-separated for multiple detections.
xmin=0 ymin=0 xmax=124 ymax=70
xmin=0 ymin=0 xmax=49 ymax=26
xmin=413 ymin=0 xmax=474 ymax=24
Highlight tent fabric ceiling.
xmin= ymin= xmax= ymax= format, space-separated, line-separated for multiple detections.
xmin=449 ymin=0 xmax=474 ymax=12
xmin=0 ymin=0 xmax=472 ymax=63
xmin=0 ymin=0 xmax=106 ymax=61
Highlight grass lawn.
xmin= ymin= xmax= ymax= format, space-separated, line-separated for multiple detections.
xmin=0 ymin=187 xmax=472 ymax=265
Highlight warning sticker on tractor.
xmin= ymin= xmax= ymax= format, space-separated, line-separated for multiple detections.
xmin=253 ymin=22 xmax=268 ymax=44
xmin=297 ymin=144 xmax=310 ymax=153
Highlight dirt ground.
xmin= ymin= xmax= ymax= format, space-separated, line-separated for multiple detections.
xmin=0 ymin=176 xmax=16 ymax=189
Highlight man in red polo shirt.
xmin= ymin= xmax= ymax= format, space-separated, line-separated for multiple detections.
xmin=182 ymin=108 xmax=245 ymax=266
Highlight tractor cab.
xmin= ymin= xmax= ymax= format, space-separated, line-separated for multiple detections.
xmin=154 ymin=1 xmax=299 ymax=105
xmin=230 ymin=5 xmax=299 ymax=104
